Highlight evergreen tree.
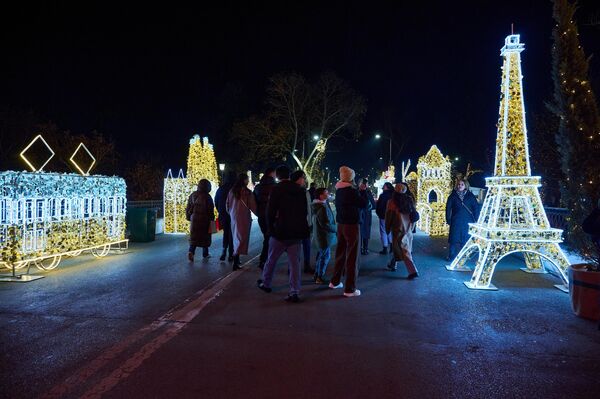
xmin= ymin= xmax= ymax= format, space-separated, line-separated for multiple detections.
xmin=550 ymin=0 xmax=600 ymax=265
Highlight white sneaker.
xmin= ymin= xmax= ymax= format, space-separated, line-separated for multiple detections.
xmin=329 ymin=282 xmax=343 ymax=289
xmin=343 ymin=289 xmax=361 ymax=297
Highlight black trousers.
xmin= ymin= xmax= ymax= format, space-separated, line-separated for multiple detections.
xmin=220 ymin=216 xmax=234 ymax=256
xmin=258 ymin=220 xmax=269 ymax=264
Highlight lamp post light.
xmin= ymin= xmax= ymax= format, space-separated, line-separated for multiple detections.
xmin=218 ymin=163 xmax=225 ymax=182
xmin=374 ymin=133 xmax=392 ymax=166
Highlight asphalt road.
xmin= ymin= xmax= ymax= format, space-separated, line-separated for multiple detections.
xmin=1 ymin=220 xmax=599 ymax=399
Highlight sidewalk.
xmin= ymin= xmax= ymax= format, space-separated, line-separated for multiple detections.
xmin=105 ymin=232 xmax=600 ymax=399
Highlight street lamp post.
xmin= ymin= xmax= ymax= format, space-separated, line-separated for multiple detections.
xmin=375 ymin=133 xmax=392 ymax=166
xmin=218 ymin=163 xmax=225 ymax=183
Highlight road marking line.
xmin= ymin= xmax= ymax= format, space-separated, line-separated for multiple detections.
xmin=41 ymin=255 xmax=258 ymax=399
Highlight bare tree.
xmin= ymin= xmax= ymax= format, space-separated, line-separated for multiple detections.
xmin=234 ymin=71 xmax=366 ymax=183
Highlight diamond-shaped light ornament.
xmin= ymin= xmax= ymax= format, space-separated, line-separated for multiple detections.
xmin=20 ymin=134 xmax=55 ymax=172
xmin=69 ymin=143 xmax=96 ymax=176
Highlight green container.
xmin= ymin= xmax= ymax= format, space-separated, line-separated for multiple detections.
xmin=127 ymin=208 xmax=156 ymax=242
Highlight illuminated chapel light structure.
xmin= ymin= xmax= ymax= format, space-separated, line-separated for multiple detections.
xmin=164 ymin=135 xmax=219 ymax=234
xmin=1 ymin=136 xmax=127 ymax=281
xmin=447 ymin=34 xmax=570 ymax=290
xmin=415 ymin=145 xmax=451 ymax=236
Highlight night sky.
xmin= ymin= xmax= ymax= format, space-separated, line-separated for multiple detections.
xmin=2 ymin=1 xmax=600 ymax=185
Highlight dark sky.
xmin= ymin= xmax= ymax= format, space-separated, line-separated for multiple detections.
xmin=2 ymin=1 xmax=600 ymax=183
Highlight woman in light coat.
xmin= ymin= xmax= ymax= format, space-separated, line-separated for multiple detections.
xmin=385 ymin=190 xmax=419 ymax=279
xmin=226 ymin=173 xmax=257 ymax=270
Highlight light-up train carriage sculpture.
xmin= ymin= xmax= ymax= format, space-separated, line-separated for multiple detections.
xmin=0 ymin=136 xmax=128 ymax=282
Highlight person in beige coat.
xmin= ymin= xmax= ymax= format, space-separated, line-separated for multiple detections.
xmin=385 ymin=187 xmax=419 ymax=279
xmin=226 ymin=173 xmax=257 ymax=270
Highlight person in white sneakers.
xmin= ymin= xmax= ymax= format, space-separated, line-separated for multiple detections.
xmin=329 ymin=166 xmax=367 ymax=297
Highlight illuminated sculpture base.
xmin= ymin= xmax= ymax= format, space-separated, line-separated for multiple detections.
xmin=445 ymin=264 xmax=471 ymax=272
xmin=0 ymin=240 xmax=128 ymax=283
xmin=0 ymin=274 xmax=45 ymax=283
xmin=448 ymin=176 xmax=570 ymax=290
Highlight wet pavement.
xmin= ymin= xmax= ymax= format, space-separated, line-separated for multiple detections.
xmin=1 ymin=220 xmax=599 ymax=399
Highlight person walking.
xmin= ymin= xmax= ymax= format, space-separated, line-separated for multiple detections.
xmin=257 ymin=165 xmax=310 ymax=303
xmin=385 ymin=189 xmax=419 ymax=278
xmin=253 ymin=167 xmax=276 ymax=269
xmin=185 ymin=179 xmax=215 ymax=261
xmin=215 ymin=171 xmax=236 ymax=262
xmin=330 ymin=166 xmax=367 ymax=297
xmin=312 ymin=187 xmax=337 ymax=284
xmin=291 ymin=170 xmax=314 ymax=274
xmin=226 ymin=173 xmax=257 ymax=270
xmin=358 ymin=178 xmax=376 ymax=255
xmin=376 ymin=182 xmax=394 ymax=255
xmin=445 ymin=179 xmax=480 ymax=261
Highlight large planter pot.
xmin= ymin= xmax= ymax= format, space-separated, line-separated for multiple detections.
xmin=569 ymin=264 xmax=600 ymax=321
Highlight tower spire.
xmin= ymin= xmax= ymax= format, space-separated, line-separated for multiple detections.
xmin=494 ymin=34 xmax=530 ymax=176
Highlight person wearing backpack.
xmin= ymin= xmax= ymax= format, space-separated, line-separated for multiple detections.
xmin=385 ymin=189 xmax=419 ymax=278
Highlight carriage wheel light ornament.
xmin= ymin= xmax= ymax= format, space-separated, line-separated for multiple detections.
xmin=19 ymin=134 xmax=55 ymax=172
xmin=447 ymin=34 xmax=570 ymax=291
xmin=69 ymin=143 xmax=96 ymax=176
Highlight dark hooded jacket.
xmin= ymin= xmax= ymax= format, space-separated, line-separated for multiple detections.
xmin=334 ymin=181 xmax=368 ymax=225
xmin=266 ymin=180 xmax=310 ymax=240
xmin=214 ymin=182 xmax=233 ymax=223
xmin=376 ymin=189 xmax=393 ymax=219
xmin=253 ymin=174 xmax=276 ymax=233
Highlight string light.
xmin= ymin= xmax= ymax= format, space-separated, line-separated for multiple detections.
xmin=447 ymin=35 xmax=570 ymax=290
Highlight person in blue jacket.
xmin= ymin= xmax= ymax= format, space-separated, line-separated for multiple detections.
xmin=445 ymin=179 xmax=480 ymax=261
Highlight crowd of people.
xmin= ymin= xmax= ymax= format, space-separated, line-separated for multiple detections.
xmin=185 ymin=164 xmax=482 ymax=302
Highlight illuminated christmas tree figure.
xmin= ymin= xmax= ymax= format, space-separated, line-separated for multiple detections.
xmin=187 ymin=135 xmax=219 ymax=187
xmin=164 ymin=135 xmax=220 ymax=233
xmin=447 ymin=34 xmax=570 ymax=290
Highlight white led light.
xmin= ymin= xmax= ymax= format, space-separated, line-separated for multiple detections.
xmin=19 ymin=134 xmax=55 ymax=172
xmin=448 ymin=35 xmax=570 ymax=290
xmin=69 ymin=143 xmax=96 ymax=176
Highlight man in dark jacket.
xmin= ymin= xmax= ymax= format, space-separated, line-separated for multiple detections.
xmin=257 ymin=165 xmax=310 ymax=303
xmin=330 ymin=166 xmax=367 ymax=297
xmin=253 ymin=167 xmax=276 ymax=269
xmin=376 ymin=182 xmax=394 ymax=254
xmin=214 ymin=171 xmax=237 ymax=261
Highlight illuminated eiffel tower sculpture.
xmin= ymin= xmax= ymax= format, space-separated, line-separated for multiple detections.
xmin=446 ymin=34 xmax=570 ymax=290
